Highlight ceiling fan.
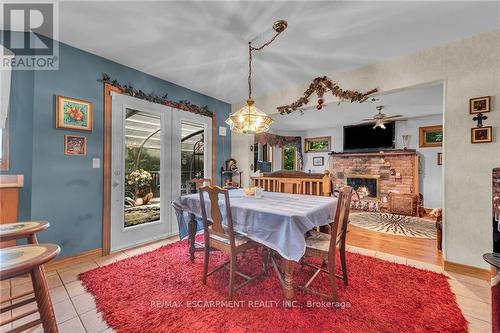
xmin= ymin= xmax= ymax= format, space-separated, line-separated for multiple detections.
xmin=361 ymin=105 xmax=405 ymax=129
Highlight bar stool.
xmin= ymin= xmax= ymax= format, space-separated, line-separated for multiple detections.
xmin=0 ymin=244 xmax=60 ymax=333
xmin=0 ymin=221 xmax=49 ymax=245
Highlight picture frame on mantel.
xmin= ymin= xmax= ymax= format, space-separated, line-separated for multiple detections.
xmin=419 ymin=125 xmax=443 ymax=148
xmin=56 ymin=95 xmax=93 ymax=132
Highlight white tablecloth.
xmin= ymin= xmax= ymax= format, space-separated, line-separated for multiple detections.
xmin=178 ymin=189 xmax=338 ymax=261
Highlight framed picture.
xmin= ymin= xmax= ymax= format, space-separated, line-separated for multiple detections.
xmin=469 ymin=96 xmax=491 ymax=114
xmin=419 ymin=125 xmax=443 ymax=148
xmin=471 ymin=126 xmax=492 ymax=144
xmin=312 ymin=156 xmax=324 ymax=166
xmin=304 ymin=136 xmax=331 ymax=153
xmin=56 ymin=95 xmax=93 ymax=132
xmin=64 ymin=135 xmax=87 ymax=155
xmin=437 ymin=152 xmax=443 ymax=165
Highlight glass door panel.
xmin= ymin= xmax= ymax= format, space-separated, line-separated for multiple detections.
xmin=124 ymin=110 xmax=161 ymax=228
xmin=181 ymin=121 xmax=205 ymax=195
xmin=111 ymin=93 xmax=173 ymax=252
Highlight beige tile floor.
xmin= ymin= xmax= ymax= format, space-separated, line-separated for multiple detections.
xmin=1 ymin=238 xmax=492 ymax=333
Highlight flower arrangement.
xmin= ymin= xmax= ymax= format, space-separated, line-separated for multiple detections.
xmin=127 ymin=169 xmax=152 ymax=192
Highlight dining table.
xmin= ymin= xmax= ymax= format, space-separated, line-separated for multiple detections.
xmin=178 ymin=188 xmax=338 ymax=303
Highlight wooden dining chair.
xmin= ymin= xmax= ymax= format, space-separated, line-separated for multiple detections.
xmin=199 ymin=185 xmax=265 ymax=299
xmin=297 ymin=186 xmax=353 ymax=301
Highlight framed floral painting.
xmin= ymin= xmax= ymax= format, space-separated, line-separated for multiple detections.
xmin=56 ymin=95 xmax=93 ymax=132
xmin=64 ymin=135 xmax=87 ymax=155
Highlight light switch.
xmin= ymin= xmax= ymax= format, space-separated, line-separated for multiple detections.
xmin=219 ymin=126 xmax=227 ymax=137
xmin=92 ymin=158 xmax=100 ymax=169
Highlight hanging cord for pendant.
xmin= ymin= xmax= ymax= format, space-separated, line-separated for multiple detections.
xmin=247 ymin=20 xmax=287 ymax=101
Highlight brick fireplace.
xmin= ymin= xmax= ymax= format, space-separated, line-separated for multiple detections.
xmin=330 ymin=150 xmax=419 ymax=200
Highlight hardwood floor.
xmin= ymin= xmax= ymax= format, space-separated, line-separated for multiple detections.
xmin=346 ymin=224 xmax=443 ymax=266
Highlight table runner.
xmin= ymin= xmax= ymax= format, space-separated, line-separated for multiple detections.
xmin=178 ymin=189 xmax=338 ymax=261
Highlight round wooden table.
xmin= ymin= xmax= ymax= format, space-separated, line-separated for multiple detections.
xmin=0 ymin=244 xmax=60 ymax=333
xmin=0 ymin=221 xmax=49 ymax=244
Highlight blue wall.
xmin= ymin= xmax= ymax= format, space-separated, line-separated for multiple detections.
xmin=4 ymin=38 xmax=231 ymax=257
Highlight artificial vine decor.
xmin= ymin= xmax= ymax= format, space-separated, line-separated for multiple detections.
xmin=101 ymin=73 xmax=213 ymax=117
xmin=276 ymin=76 xmax=378 ymax=115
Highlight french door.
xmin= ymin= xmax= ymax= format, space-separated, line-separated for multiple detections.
xmin=110 ymin=93 xmax=212 ymax=251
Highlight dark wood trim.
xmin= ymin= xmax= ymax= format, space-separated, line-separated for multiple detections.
xmin=444 ymin=260 xmax=490 ymax=281
xmin=103 ymin=83 xmax=121 ymax=256
xmin=45 ymin=247 xmax=102 ymax=271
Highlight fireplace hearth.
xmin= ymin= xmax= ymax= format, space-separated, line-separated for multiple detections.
xmin=347 ymin=175 xmax=380 ymax=198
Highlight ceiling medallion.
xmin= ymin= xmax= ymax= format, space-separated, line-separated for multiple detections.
xmin=226 ymin=20 xmax=288 ymax=134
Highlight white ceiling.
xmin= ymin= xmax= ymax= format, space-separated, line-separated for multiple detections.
xmin=58 ymin=1 xmax=500 ymax=104
xmin=271 ymin=83 xmax=443 ymax=131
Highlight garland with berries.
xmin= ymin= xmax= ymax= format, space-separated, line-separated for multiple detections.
xmin=277 ymin=76 xmax=378 ymax=115
xmin=101 ymin=73 xmax=213 ymax=117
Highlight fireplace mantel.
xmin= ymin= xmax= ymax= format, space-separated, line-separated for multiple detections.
xmin=329 ymin=150 xmax=417 ymax=158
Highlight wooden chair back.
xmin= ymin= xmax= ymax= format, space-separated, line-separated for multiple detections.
xmin=329 ymin=186 xmax=353 ymax=253
xmin=277 ymin=179 xmax=302 ymax=194
xmin=198 ymin=186 xmax=236 ymax=247
xmin=190 ymin=178 xmax=212 ymax=192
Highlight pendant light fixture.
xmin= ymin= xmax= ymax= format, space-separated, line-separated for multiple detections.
xmin=226 ymin=20 xmax=288 ymax=134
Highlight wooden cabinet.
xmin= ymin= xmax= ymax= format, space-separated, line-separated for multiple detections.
xmin=0 ymin=174 xmax=24 ymax=247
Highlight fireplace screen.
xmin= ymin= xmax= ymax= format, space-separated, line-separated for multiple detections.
xmin=347 ymin=176 xmax=379 ymax=198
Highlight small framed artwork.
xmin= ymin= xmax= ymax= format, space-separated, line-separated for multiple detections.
xmin=469 ymin=96 xmax=491 ymax=114
xmin=312 ymin=156 xmax=324 ymax=166
xmin=56 ymin=95 xmax=93 ymax=132
xmin=471 ymin=126 xmax=492 ymax=144
xmin=304 ymin=136 xmax=331 ymax=153
xmin=437 ymin=152 xmax=443 ymax=165
xmin=419 ymin=125 xmax=443 ymax=148
xmin=64 ymin=135 xmax=87 ymax=155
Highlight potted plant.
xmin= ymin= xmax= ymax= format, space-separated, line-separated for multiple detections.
xmin=127 ymin=169 xmax=153 ymax=205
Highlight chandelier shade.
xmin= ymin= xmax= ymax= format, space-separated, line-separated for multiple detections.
xmin=226 ymin=99 xmax=273 ymax=134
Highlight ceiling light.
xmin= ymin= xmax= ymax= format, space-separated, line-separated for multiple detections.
xmin=226 ymin=20 xmax=287 ymax=134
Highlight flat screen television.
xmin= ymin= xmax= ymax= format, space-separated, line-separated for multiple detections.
xmin=343 ymin=121 xmax=395 ymax=151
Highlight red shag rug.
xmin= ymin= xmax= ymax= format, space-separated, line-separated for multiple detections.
xmin=80 ymin=240 xmax=467 ymax=333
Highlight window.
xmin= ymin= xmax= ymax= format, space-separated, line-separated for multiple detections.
xmin=304 ymin=136 xmax=331 ymax=153
xmin=282 ymin=145 xmax=297 ymax=171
